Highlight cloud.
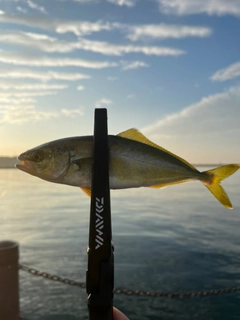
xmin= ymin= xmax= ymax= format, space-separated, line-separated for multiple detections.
xmin=126 ymin=24 xmax=212 ymax=41
xmin=0 ymin=30 xmax=184 ymax=56
xmin=26 ymin=0 xmax=47 ymax=14
xmin=75 ymin=38 xmax=185 ymax=56
xmin=0 ymin=104 xmax=85 ymax=124
xmin=17 ymin=6 xmax=28 ymax=14
xmin=157 ymin=0 xmax=240 ymax=16
xmin=107 ymin=76 xmax=118 ymax=81
xmin=0 ymin=51 xmax=118 ymax=69
xmin=0 ymin=30 xmax=81 ymax=53
xmin=211 ymin=62 xmax=240 ymax=82
xmin=0 ymin=68 xmax=90 ymax=81
xmin=121 ymin=60 xmax=149 ymax=70
xmin=77 ymin=85 xmax=85 ymax=90
xmin=55 ymin=21 xmax=112 ymax=36
xmin=0 ymin=80 xmax=78 ymax=126
xmin=0 ymin=91 xmax=58 ymax=98
xmin=73 ymin=0 xmax=94 ymax=2
xmin=142 ymin=86 xmax=240 ymax=139
xmin=0 ymin=82 xmax=68 ymax=90
xmin=107 ymin=0 xmax=137 ymax=7
xmin=61 ymin=108 xmax=84 ymax=117
xmin=141 ymin=86 xmax=240 ymax=162
xmin=95 ymin=98 xmax=112 ymax=108
xmin=0 ymin=12 xmax=112 ymax=36
xmin=0 ymin=12 xmax=212 ymax=45
xmin=0 ymin=105 xmax=58 ymax=124
xmin=0 ymin=96 xmax=36 ymax=104
xmin=0 ymin=82 xmax=66 ymax=108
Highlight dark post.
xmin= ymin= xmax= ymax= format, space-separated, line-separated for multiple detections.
xmin=86 ymin=109 xmax=114 ymax=320
xmin=0 ymin=241 xmax=19 ymax=320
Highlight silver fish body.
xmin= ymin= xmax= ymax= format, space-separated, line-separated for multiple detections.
xmin=16 ymin=129 xmax=239 ymax=208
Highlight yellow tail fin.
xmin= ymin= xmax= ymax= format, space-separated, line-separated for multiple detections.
xmin=203 ymin=164 xmax=240 ymax=209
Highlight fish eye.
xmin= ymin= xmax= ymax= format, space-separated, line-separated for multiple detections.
xmin=31 ymin=150 xmax=44 ymax=163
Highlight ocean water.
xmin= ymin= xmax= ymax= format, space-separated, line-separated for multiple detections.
xmin=0 ymin=168 xmax=240 ymax=320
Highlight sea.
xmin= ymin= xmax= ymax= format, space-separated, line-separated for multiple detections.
xmin=0 ymin=168 xmax=240 ymax=320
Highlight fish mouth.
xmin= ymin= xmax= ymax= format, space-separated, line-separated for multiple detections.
xmin=15 ymin=162 xmax=27 ymax=172
xmin=15 ymin=157 xmax=32 ymax=173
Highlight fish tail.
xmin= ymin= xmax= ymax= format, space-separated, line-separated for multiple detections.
xmin=202 ymin=164 xmax=240 ymax=209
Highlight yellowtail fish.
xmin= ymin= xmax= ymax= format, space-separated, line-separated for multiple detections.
xmin=16 ymin=129 xmax=239 ymax=209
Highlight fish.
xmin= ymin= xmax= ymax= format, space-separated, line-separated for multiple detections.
xmin=16 ymin=128 xmax=239 ymax=209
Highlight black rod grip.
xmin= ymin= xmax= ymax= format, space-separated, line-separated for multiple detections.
xmin=87 ymin=109 xmax=113 ymax=320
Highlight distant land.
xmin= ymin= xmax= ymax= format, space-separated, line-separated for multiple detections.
xmin=0 ymin=157 xmax=19 ymax=168
xmin=0 ymin=157 xmax=226 ymax=169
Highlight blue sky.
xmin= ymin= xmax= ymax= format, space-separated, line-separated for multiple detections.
xmin=0 ymin=0 xmax=240 ymax=164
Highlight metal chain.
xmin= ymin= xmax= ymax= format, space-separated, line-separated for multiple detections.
xmin=19 ymin=264 xmax=86 ymax=288
xmin=19 ymin=263 xmax=240 ymax=298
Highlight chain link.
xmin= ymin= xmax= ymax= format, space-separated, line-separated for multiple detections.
xmin=19 ymin=263 xmax=240 ymax=298
xmin=19 ymin=264 xmax=86 ymax=288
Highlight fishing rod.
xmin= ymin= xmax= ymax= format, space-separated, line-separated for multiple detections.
xmin=86 ymin=108 xmax=114 ymax=320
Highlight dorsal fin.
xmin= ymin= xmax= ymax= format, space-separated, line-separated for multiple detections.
xmin=117 ymin=128 xmax=196 ymax=171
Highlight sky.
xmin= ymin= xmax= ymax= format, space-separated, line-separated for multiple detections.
xmin=0 ymin=0 xmax=240 ymax=164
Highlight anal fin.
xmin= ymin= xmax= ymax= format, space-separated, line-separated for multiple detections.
xmin=80 ymin=187 xmax=91 ymax=197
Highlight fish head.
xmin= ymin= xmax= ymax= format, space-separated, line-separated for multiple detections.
xmin=16 ymin=143 xmax=71 ymax=182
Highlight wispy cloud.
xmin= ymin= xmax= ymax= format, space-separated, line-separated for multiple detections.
xmin=0 ymin=51 xmax=118 ymax=69
xmin=157 ymin=0 xmax=240 ymax=16
xmin=211 ymin=62 xmax=240 ymax=82
xmin=26 ymin=0 xmax=47 ymax=14
xmin=77 ymin=85 xmax=85 ymax=90
xmin=73 ymin=0 xmax=94 ymax=3
xmin=0 ymin=91 xmax=59 ymax=98
xmin=0 ymin=96 xmax=36 ymax=104
xmin=126 ymin=24 xmax=212 ymax=41
xmin=0 ymin=30 xmax=80 ymax=53
xmin=95 ymin=98 xmax=113 ymax=108
xmin=0 ymin=30 xmax=185 ymax=56
xmin=143 ymin=86 xmax=240 ymax=139
xmin=0 ymin=105 xmax=58 ymax=124
xmin=0 ymin=76 xmax=84 ymax=124
xmin=141 ymin=86 xmax=240 ymax=162
xmin=75 ymin=38 xmax=185 ymax=56
xmin=121 ymin=60 xmax=149 ymax=70
xmin=14 ymin=0 xmax=47 ymax=14
xmin=55 ymin=21 xmax=112 ymax=36
xmin=0 ymin=82 xmax=68 ymax=90
xmin=0 ymin=12 xmax=212 ymax=44
xmin=61 ymin=108 xmax=84 ymax=117
xmin=0 ymin=104 xmax=85 ymax=124
xmin=107 ymin=0 xmax=137 ymax=7
xmin=17 ymin=6 xmax=28 ymax=14
xmin=107 ymin=76 xmax=118 ymax=81
xmin=0 ymin=12 xmax=112 ymax=36
xmin=0 ymin=68 xmax=90 ymax=81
